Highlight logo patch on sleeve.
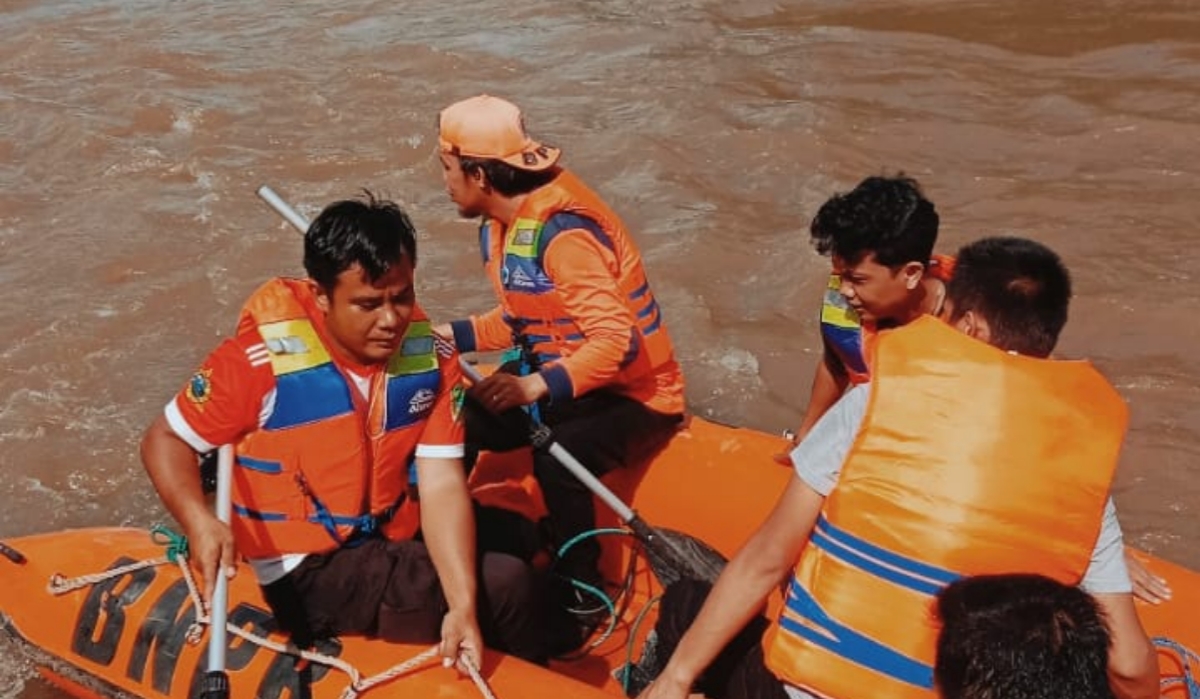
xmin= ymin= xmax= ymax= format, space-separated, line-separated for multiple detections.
xmin=450 ymin=384 xmax=465 ymax=422
xmin=185 ymin=368 xmax=214 ymax=410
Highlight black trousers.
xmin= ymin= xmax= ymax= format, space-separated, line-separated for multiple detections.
xmin=260 ymin=537 xmax=554 ymax=665
xmin=465 ymin=385 xmax=682 ymax=588
xmin=650 ymin=579 xmax=788 ymax=699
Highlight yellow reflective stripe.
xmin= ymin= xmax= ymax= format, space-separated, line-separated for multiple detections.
xmin=258 ymin=319 xmax=332 ymax=375
xmin=504 ymin=217 xmax=542 ymax=258
xmin=387 ymin=320 xmax=438 ymax=375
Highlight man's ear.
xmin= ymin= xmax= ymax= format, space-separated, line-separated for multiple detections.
xmin=310 ymin=279 xmax=331 ymax=313
xmin=469 ymin=166 xmax=490 ymax=193
xmin=958 ymin=309 xmax=992 ymax=344
xmin=901 ymin=261 xmax=926 ymax=290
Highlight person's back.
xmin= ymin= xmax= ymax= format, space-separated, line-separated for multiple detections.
xmin=765 ymin=238 xmax=1156 ymax=699
xmin=935 ymin=574 xmax=1117 ymax=699
xmin=634 ymin=236 xmax=1159 ymax=699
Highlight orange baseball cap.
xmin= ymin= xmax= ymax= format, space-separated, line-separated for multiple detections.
xmin=438 ymin=95 xmax=561 ymax=172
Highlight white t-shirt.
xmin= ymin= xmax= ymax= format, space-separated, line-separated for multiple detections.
xmin=782 ymin=384 xmax=1131 ymax=699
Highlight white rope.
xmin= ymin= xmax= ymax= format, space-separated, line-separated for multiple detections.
xmin=47 ymin=556 xmax=170 ymax=594
xmin=48 ymin=552 xmax=500 ymax=699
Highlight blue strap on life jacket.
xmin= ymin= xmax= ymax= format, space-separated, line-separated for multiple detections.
xmin=780 ymin=578 xmax=935 ymax=689
xmin=294 ymin=471 xmax=408 ymax=548
xmin=778 ymin=516 xmax=964 ymax=688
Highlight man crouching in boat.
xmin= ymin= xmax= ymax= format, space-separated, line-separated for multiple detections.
xmin=634 ymin=237 xmax=1159 ymax=699
xmin=141 ymin=193 xmax=553 ymax=668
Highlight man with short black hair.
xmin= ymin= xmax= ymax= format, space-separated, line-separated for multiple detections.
xmin=142 ymin=193 xmax=552 ymax=667
xmin=778 ymin=175 xmax=953 ymax=461
xmin=935 ymin=573 xmax=1116 ymax=699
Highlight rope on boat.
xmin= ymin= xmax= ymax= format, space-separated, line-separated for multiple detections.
xmin=47 ymin=555 xmax=171 ymax=594
xmin=45 ymin=528 xmax=499 ymax=699
xmin=1155 ymin=637 xmax=1200 ymax=698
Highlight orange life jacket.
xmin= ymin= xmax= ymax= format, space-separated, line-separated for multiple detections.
xmin=821 ymin=254 xmax=956 ymax=385
xmin=479 ymin=170 xmax=679 ymax=403
xmin=765 ymin=316 xmax=1127 ymax=699
xmin=230 ymin=279 xmax=441 ymax=559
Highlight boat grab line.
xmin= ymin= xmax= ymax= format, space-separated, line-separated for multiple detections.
xmin=46 ymin=540 xmax=497 ymax=699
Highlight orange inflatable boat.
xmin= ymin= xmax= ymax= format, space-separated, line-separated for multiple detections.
xmin=2 ymin=416 xmax=1198 ymax=699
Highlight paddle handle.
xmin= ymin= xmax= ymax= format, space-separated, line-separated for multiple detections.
xmin=257 ymin=184 xmax=311 ymax=233
xmin=457 ymin=360 xmax=637 ymax=522
xmin=200 ymin=444 xmax=234 ymax=699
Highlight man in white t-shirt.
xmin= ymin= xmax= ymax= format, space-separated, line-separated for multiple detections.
xmin=634 ymin=237 xmax=1158 ymax=699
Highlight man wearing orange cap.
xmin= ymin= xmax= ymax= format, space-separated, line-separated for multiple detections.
xmin=433 ymin=94 xmax=686 ymax=629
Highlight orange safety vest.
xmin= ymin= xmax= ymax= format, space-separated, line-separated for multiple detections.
xmin=820 ymin=254 xmax=956 ymax=385
xmin=480 ymin=169 xmax=678 ymax=402
xmin=765 ymin=316 xmax=1127 ymax=699
xmin=230 ymin=279 xmax=441 ymax=559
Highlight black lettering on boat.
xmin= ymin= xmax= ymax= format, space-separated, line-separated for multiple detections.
xmin=126 ymin=578 xmax=195 ymax=693
xmin=182 ymin=602 xmax=335 ymax=697
xmin=255 ymin=635 xmax=342 ymax=699
xmin=184 ymin=602 xmax=272 ymax=694
xmin=71 ymin=556 xmax=156 ymax=666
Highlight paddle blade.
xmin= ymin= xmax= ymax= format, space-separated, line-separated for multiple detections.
xmin=627 ymin=518 xmax=727 ymax=587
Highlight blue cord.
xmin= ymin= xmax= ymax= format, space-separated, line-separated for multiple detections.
xmin=555 ymin=527 xmax=632 ymax=560
xmin=1154 ymin=637 xmax=1200 ymax=698
xmin=553 ymin=527 xmax=637 ymax=656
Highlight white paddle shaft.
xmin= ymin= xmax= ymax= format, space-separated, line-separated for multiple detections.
xmin=206 ymin=444 xmax=234 ymax=672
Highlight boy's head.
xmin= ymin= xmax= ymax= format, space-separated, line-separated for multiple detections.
xmin=942 ymin=236 xmax=1072 ymax=358
xmin=935 ymin=573 xmax=1115 ymax=699
xmin=810 ymin=175 xmax=940 ymax=324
